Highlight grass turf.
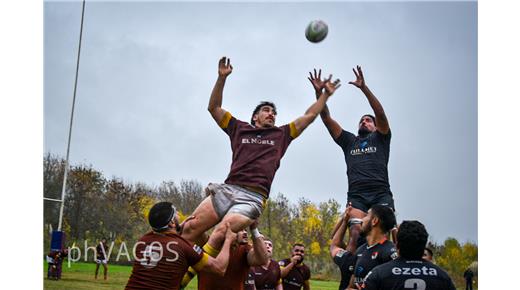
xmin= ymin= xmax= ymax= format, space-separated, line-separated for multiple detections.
xmin=44 ymin=261 xmax=339 ymax=290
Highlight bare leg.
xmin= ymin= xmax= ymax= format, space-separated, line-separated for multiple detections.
xmin=181 ymin=196 xmax=220 ymax=244
xmin=95 ymin=263 xmax=99 ymax=279
xmin=103 ymin=264 xmax=108 ymax=280
xmin=206 ymin=213 xmax=254 ymax=252
xmin=346 ymin=207 xmax=367 ymax=253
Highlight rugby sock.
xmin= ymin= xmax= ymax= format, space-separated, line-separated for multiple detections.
xmin=202 ymin=243 xmax=220 ymax=258
xmin=180 ymin=267 xmax=197 ymax=288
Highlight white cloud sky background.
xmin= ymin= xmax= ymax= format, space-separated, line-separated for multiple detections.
xmin=44 ymin=1 xmax=477 ymax=243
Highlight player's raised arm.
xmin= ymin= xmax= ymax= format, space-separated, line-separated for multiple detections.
xmin=247 ymin=220 xmax=269 ymax=266
xmin=292 ymin=74 xmax=341 ymax=136
xmin=308 ymin=69 xmax=343 ymax=139
xmin=330 ymin=208 xmax=349 ymax=258
xmin=349 ymin=66 xmax=390 ymax=134
xmin=208 ymin=56 xmax=233 ymax=126
xmin=196 ymin=223 xmax=235 ymax=276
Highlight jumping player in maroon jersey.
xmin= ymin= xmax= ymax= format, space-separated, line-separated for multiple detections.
xmin=125 ymin=202 xmax=235 ymax=290
xmin=180 ymin=57 xmax=341 ymax=282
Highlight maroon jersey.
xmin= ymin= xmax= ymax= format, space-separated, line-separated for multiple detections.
xmin=220 ymin=113 xmax=297 ymax=197
xmin=125 ymin=231 xmax=208 ymax=290
xmin=244 ymin=267 xmax=256 ymax=290
xmin=198 ymin=244 xmax=252 ymax=290
xmin=251 ymin=259 xmax=282 ymax=290
xmin=278 ymin=259 xmax=311 ymax=290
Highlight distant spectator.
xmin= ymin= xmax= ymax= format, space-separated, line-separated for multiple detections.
xmin=464 ymin=268 xmax=474 ymax=290
xmin=95 ymin=238 xmax=109 ymax=280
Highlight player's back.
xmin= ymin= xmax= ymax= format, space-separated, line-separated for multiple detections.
xmin=125 ymin=231 xmax=205 ymax=290
xmin=362 ymin=257 xmax=456 ymax=290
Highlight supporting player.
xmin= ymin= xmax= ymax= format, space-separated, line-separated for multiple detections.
xmin=125 ymin=202 xmax=235 ymax=290
xmin=347 ymin=205 xmax=398 ymax=289
xmin=180 ymin=57 xmax=341 ymax=282
xmin=361 ymin=221 xmax=456 ymax=290
xmin=250 ymin=238 xmax=283 ymax=290
xmin=196 ymin=220 xmax=268 ymax=290
xmin=279 ymin=244 xmax=311 ymax=290
xmin=423 ymin=247 xmax=434 ymax=262
xmin=308 ymin=66 xmax=397 ymax=248
xmin=329 ymin=203 xmax=366 ymax=290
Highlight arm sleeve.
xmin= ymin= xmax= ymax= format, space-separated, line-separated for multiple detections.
xmin=334 ymin=130 xmax=356 ymax=149
xmin=186 ymin=243 xmax=208 ymax=271
xmin=333 ymin=249 xmax=348 ymax=267
xmin=220 ymin=112 xmax=239 ymax=137
xmin=375 ymin=128 xmax=391 ymax=144
xmin=361 ymin=270 xmax=380 ymax=290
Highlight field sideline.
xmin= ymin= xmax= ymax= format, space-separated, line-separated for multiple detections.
xmin=43 ymin=262 xmax=339 ymax=290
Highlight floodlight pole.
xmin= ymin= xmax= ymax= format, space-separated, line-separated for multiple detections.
xmin=57 ymin=0 xmax=86 ymax=231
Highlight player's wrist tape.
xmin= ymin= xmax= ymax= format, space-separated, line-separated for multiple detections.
xmin=251 ymin=228 xmax=262 ymax=239
xmin=347 ymin=218 xmax=363 ymax=227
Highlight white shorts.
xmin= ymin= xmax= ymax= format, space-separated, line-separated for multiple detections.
xmin=207 ymin=183 xmax=266 ymax=220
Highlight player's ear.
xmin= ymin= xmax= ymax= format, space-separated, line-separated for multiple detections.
xmin=371 ymin=216 xmax=379 ymax=227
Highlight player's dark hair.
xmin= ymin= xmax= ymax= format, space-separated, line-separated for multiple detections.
xmin=251 ymin=101 xmax=277 ymax=125
xmin=370 ymin=205 xmax=396 ymax=233
xmin=292 ymin=243 xmax=305 ymax=249
xmin=397 ymin=220 xmax=429 ymax=260
xmin=148 ymin=201 xmax=176 ymax=232
xmin=360 ymin=114 xmax=376 ymax=126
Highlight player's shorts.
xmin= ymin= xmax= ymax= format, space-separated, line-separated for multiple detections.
xmin=95 ymin=259 xmax=108 ymax=264
xmin=207 ymin=183 xmax=266 ymax=220
xmin=347 ymin=190 xmax=395 ymax=213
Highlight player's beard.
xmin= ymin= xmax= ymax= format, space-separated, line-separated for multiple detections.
xmin=175 ymin=220 xmax=183 ymax=234
xmin=360 ymin=221 xmax=372 ymax=237
xmin=294 ymin=254 xmax=304 ymax=264
xmin=358 ymin=127 xmax=371 ymax=137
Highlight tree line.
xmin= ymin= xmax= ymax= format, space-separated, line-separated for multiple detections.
xmin=43 ymin=153 xmax=477 ymax=287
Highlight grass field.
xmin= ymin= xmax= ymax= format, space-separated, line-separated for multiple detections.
xmin=44 ymin=261 xmax=474 ymax=290
xmin=44 ymin=261 xmax=340 ymax=290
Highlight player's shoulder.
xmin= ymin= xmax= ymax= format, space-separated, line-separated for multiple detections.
xmin=355 ymin=243 xmax=368 ymax=254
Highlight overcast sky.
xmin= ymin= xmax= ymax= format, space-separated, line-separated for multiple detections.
xmin=44 ymin=1 xmax=477 ymax=244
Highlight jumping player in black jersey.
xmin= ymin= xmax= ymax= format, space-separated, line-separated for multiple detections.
xmin=308 ymin=66 xmax=397 ymax=251
xmin=347 ymin=205 xmax=397 ymax=290
xmin=360 ymin=221 xmax=456 ymax=290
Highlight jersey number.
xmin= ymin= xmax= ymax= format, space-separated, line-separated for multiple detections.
xmin=139 ymin=245 xmax=162 ymax=269
xmin=404 ymin=278 xmax=426 ymax=290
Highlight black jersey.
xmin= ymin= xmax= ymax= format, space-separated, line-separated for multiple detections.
xmin=362 ymin=257 xmax=456 ymax=290
xmin=352 ymin=239 xmax=397 ymax=287
xmin=334 ymin=130 xmax=391 ymax=194
xmin=333 ymin=249 xmax=356 ymax=290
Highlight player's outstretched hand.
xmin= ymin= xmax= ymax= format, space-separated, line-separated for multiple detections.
xmin=348 ymin=65 xmax=366 ymax=89
xmin=224 ymin=222 xmax=236 ymax=241
xmin=249 ymin=219 xmax=259 ymax=230
xmin=324 ymin=74 xmax=341 ymax=96
xmin=218 ymin=56 xmax=233 ymax=77
xmin=308 ymin=68 xmax=325 ymax=97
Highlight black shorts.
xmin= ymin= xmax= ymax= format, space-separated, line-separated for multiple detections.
xmin=347 ymin=191 xmax=395 ymax=213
